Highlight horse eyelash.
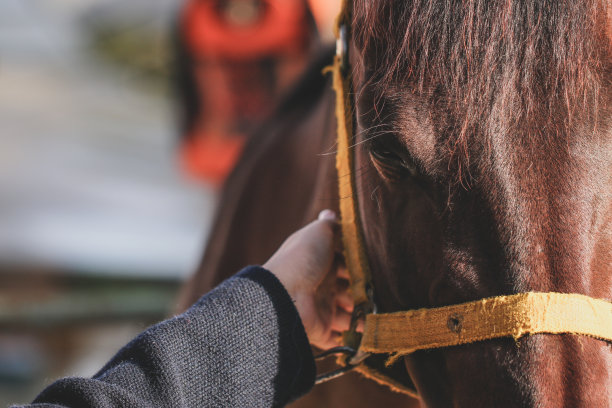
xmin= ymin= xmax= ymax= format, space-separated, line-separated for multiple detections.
xmin=317 ymin=122 xmax=391 ymax=157
xmin=350 ymin=119 xmax=395 ymax=150
xmin=337 ymin=165 xmax=374 ymax=202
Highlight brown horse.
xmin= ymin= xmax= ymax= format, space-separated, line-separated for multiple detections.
xmin=178 ymin=46 xmax=418 ymax=407
xmin=180 ymin=1 xmax=612 ymax=407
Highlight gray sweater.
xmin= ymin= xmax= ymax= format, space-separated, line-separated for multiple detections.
xmin=15 ymin=266 xmax=315 ymax=407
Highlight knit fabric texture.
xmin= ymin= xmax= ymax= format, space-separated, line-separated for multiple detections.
xmin=15 ymin=266 xmax=315 ymax=407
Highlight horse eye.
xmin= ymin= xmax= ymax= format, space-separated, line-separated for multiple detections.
xmin=371 ymin=147 xmax=399 ymax=162
xmin=368 ymin=139 xmax=418 ymax=179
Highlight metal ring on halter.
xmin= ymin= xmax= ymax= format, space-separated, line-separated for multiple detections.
xmin=336 ymin=24 xmax=350 ymax=74
xmin=314 ymin=346 xmax=358 ymax=385
xmin=314 ymin=346 xmax=356 ymax=361
xmin=313 ymin=344 xmax=372 ymax=385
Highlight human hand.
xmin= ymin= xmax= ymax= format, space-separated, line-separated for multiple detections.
xmin=264 ymin=210 xmax=354 ymax=350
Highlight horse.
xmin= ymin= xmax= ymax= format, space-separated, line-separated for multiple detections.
xmin=177 ymin=45 xmax=419 ymax=407
xmin=179 ymin=1 xmax=612 ymax=406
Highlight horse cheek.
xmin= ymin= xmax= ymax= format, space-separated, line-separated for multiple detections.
xmin=353 ymin=145 xmax=445 ymax=312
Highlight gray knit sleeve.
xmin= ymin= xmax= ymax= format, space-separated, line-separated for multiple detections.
xmin=18 ymin=266 xmax=315 ymax=408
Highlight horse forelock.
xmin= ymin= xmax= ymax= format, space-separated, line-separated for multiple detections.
xmin=353 ymin=0 xmax=612 ymax=181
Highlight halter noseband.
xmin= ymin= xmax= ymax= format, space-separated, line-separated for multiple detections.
xmin=322 ymin=0 xmax=612 ymax=395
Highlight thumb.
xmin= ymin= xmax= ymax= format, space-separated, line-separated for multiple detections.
xmin=318 ymin=209 xmax=337 ymax=222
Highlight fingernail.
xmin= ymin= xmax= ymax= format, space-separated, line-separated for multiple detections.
xmin=318 ymin=209 xmax=337 ymax=221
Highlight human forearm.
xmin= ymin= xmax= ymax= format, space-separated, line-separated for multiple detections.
xmin=16 ymin=267 xmax=315 ymax=408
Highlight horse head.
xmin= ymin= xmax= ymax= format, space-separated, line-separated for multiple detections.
xmin=348 ymin=0 xmax=612 ymax=406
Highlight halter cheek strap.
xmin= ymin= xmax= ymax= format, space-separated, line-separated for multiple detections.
xmin=329 ymin=0 xmax=376 ymax=351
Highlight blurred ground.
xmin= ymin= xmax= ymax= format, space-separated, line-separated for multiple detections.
xmin=0 ymin=0 xmax=215 ymax=404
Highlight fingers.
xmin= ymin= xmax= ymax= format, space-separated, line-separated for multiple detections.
xmin=318 ymin=209 xmax=337 ymax=221
xmin=334 ymin=258 xmax=354 ymax=315
xmin=331 ymin=307 xmax=352 ymax=333
xmin=319 ymin=308 xmax=365 ymax=350
xmin=316 ymin=210 xmax=339 ymax=235
xmin=316 ymin=209 xmax=342 ymax=248
xmin=354 ymin=317 xmax=365 ymax=333
xmin=336 ymin=260 xmax=350 ymax=280
xmin=331 ymin=305 xmax=365 ymax=333
xmin=336 ymin=286 xmax=354 ymax=313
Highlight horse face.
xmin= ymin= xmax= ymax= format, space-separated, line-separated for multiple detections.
xmin=350 ymin=1 xmax=612 ymax=406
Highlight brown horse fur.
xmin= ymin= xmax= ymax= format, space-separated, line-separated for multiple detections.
xmin=350 ymin=0 xmax=611 ymax=406
xmin=179 ymin=1 xmax=611 ymax=407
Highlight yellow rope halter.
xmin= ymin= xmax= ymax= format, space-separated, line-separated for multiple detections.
xmin=329 ymin=0 xmax=612 ymax=396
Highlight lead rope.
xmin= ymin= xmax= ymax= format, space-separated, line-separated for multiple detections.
xmin=313 ymin=347 xmax=356 ymax=384
xmin=314 ymin=345 xmax=371 ymax=385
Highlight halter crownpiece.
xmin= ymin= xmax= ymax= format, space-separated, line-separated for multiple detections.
xmin=325 ymin=0 xmax=612 ymax=396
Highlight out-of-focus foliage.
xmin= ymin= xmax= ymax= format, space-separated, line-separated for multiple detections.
xmin=88 ymin=23 xmax=171 ymax=92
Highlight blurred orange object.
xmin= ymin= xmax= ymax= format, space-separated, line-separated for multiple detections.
xmin=177 ymin=0 xmax=312 ymax=186
xmin=184 ymin=0 xmax=307 ymax=59
xmin=177 ymin=0 xmax=339 ymax=187
xmin=181 ymin=132 xmax=244 ymax=186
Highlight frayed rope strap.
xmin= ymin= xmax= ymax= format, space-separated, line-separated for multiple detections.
xmin=361 ymin=292 xmax=612 ymax=361
xmin=328 ymin=5 xmax=373 ymax=312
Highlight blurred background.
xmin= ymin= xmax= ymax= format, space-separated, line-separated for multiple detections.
xmin=0 ymin=0 xmax=338 ymax=405
xmin=0 ymin=0 xmax=211 ymax=405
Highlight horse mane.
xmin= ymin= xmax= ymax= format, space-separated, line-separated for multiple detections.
xmin=271 ymin=44 xmax=335 ymax=118
xmin=352 ymin=0 xmax=612 ymax=178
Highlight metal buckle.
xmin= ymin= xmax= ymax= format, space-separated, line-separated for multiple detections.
xmin=314 ymin=346 xmax=371 ymax=385
xmin=336 ymin=24 xmax=350 ymax=75
xmin=314 ymin=298 xmax=375 ymax=385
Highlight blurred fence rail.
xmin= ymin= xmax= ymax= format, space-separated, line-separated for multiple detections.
xmin=0 ymin=268 xmax=180 ymax=329
xmin=0 ymin=0 xmax=214 ymax=405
